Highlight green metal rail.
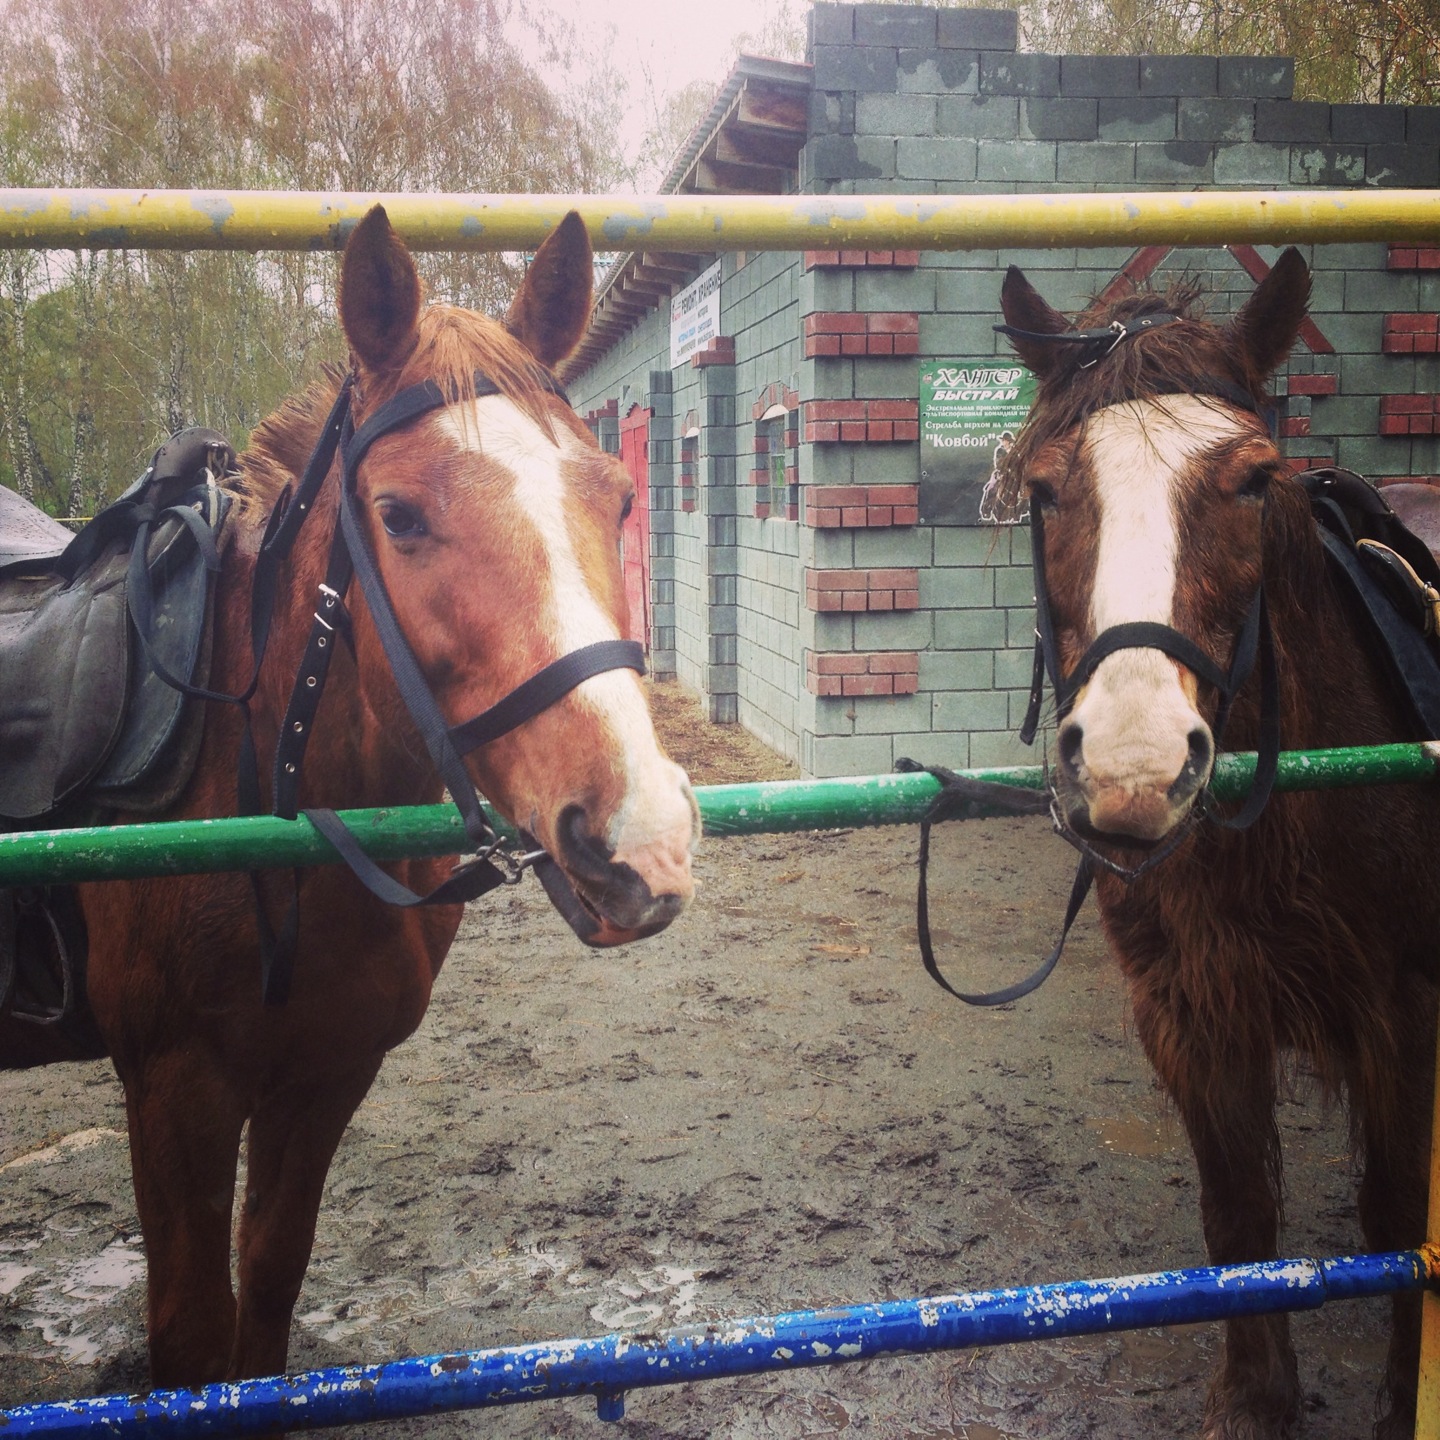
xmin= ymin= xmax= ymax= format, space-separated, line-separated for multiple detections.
xmin=0 ymin=743 xmax=1434 ymax=889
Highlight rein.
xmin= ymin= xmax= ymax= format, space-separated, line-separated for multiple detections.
xmin=916 ymin=318 xmax=1282 ymax=1006
xmin=154 ymin=368 xmax=644 ymax=1003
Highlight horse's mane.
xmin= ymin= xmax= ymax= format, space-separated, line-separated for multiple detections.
xmin=229 ymin=305 xmax=555 ymax=514
xmin=999 ymin=277 xmax=1277 ymax=511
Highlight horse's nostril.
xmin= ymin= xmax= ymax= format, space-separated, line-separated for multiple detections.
xmin=1186 ymin=727 xmax=1214 ymax=777
xmin=556 ymin=803 xmax=615 ymax=886
xmin=1058 ymin=723 xmax=1084 ymax=778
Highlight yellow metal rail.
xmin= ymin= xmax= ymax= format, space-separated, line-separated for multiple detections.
xmin=1 ymin=188 xmax=1438 ymax=252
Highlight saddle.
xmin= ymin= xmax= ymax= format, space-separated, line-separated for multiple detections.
xmin=0 ymin=430 xmax=234 ymax=1059
xmin=1301 ymin=467 xmax=1440 ymax=739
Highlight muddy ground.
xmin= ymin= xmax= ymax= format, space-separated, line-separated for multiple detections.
xmin=1 ymin=681 xmax=1390 ymax=1437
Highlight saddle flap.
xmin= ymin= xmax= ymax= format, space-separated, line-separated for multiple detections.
xmin=0 ymin=485 xmax=74 ymax=572
xmin=0 ymin=555 xmax=132 ymax=820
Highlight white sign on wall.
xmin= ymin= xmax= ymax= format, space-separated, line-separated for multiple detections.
xmin=669 ymin=261 xmax=723 ymax=369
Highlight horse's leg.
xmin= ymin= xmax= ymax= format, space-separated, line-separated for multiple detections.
xmin=1353 ymin=982 xmax=1436 ymax=1440
xmin=1132 ymin=993 xmax=1298 ymax=1440
xmin=227 ymin=1056 xmax=385 ymax=1379
xmin=120 ymin=1048 xmax=248 ymax=1385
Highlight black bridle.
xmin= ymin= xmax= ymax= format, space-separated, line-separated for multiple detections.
xmin=915 ymin=320 xmax=1282 ymax=1006
xmin=149 ymin=368 xmax=644 ymax=1003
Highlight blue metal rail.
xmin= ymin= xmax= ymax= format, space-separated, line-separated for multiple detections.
xmin=3 ymin=1249 xmax=1432 ymax=1436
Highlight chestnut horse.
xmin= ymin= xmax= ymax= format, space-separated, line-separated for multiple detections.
xmin=998 ymin=250 xmax=1440 ymax=1439
xmin=9 ymin=207 xmax=697 ymax=1388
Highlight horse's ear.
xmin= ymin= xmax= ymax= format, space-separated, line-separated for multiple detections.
xmin=998 ymin=266 xmax=1070 ymax=379
xmin=339 ymin=205 xmax=422 ymax=375
xmin=1229 ymin=247 xmax=1311 ymax=379
xmin=505 ymin=211 xmax=593 ymax=368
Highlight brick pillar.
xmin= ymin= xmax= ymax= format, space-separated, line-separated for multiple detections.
xmin=645 ymin=369 xmax=678 ymax=680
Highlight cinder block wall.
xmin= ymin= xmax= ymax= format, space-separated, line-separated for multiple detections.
xmin=571 ymin=2 xmax=1440 ymax=777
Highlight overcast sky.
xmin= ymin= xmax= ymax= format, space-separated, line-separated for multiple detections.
xmin=544 ymin=0 xmax=801 ymax=170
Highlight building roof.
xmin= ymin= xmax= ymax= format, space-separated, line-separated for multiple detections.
xmin=562 ymin=54 xmax=812 ymax=381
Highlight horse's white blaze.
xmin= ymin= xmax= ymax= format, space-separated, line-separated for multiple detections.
xmin=438 ymin=399 xmax=696 ymax=885
xmin=1068 ymin=397 xmax=1249 ymax=835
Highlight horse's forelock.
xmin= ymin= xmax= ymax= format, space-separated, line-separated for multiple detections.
xmin=999 ymin=278 xmax=1272 ymax=513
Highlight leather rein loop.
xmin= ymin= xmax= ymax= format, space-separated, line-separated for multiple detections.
xmin=917 ymin=325 xmax=1283 ymax=1005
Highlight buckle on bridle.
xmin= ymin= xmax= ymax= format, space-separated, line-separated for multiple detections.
xmin=1078 ymin=321 xmax=1128 ymax=369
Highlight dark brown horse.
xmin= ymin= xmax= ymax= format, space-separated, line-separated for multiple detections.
xmin=5 ymin=207 xmax=697 ymax=1388
xmin=999 ymin=251 xmax=1440 ymax=1439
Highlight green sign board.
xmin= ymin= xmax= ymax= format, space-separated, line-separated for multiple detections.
xmin=918 ymin=361 xmax=1036 ymax=525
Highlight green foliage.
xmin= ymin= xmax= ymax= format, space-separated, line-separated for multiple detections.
xmin=0 ymin=0 xmax=618 ymax=514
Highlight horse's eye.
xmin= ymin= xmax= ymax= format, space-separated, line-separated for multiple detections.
xmin=1238 ymin=467 xmax=1272 ymax=501
xmin=378 ymin=499 xmax=427 ymax=539
xmin=620 ymin=494 xmax=634 ymax=524
xmin=1030 ymin=480 xmax=1058 ymax=512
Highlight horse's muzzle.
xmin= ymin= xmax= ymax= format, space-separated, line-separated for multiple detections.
xmin=1055 ymin=714 xmax=1213 ymax=843
xmin=543 ymin=803 xmax=692 ymax=945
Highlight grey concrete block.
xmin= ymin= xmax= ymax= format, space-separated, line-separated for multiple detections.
xmin=1344 ymin=268 xmax=1416 ymax=311
xmin=1255 ymin=100 xmax=1330 ymax=143
xmin=1307 ymin=241 xmax=1388 ymax=270
xmin=1099 ymin=97 xmax=1176 ymax=142
xmin=895 ymin=730 xmax=969 ymax=767
xmin=854 ymin=693 xmax=933 ymax=735
xmin=809 ymin=733 xmax=896 ymax=778
xmin=855 ymin=611 xmax=933 ymax=649
xmin=1021 ymin=97 xmax=1098 ymax=141
xmin=1141 ymin=55 xmax=1217 ymax=96
xmin=1331 ymin=104 xmax=1406 ymax=144
xmin=812 ymin=44 xmax=899 ymax=93
xmin=936 ymin=526 xmax=1009 ymax=567
xmin=809 ymin=90 xmax=856 ymax=136
xmin=855 ymin=267 xmax=936 ymax=310
xmin=926 ymin=565 xmax=994 ymax=609
xmin=898 ymin=48 xmax=979 ymax=94
xmin=939 ymin=94 xmax=1021 ymax=139
xmin=1313 ymin=395 xmax=1379 ymax=434
xmin=994 ymin=566 xmax=1037 ymax=607
xmin=853 ymin=527 xmax=933 ymax=566
xmin=927 ymin=651 xmax=999 ymax=694
xmin=854 ymin=2 xmax=935 ymax=47
xmin=1290 ymin=145 xmax=1367 ymax=185
xmin=921 ymin=310 xmax=1010 ymax=353
xmin=1057 ymin=140 xmax=1136 ymax=183
xmin=1219 ymin=57 xmax=1293 ymax=99
xmin=1135 ymin=141 xmax=1214 ymax=183
xmin=1214 ymin=143 xmax=1289 ymax=185
xmin=969 ymin=729 xmax=1039 ymax=768
xmin=979 ymin=52 xmax=1060 ymax=97
xmin=804 ymin=134 xmax=896 ymax=182
xmin=857 ymin=92 xmax=937 ymax=136
xmin=939 ymin=8 xmax=1017 ymax=50
xmin=1409 ymin=107 xmax=1440 ymax=144
xmin=1060 ymin=55 xmax=1139 ymax=97
xmin=993 ymin=647 xmax=1037 ymax=688
xmin=898 ymin=136 xmax=978 ymax=181
xmin=930 ymin=607 xmax=1008 ymax=649
xmin=809 ymin=2 xmax=853 ymax=47
xmin=1336 ymin=435 xmax=1409 ymax=476
xmin=934 ymin=688 xmax=1008 ymax=729
xmin=977 ymin=140 xmax=1058 ymax=183
xmin=1178 ymin=98 xmax=1255 ymax=142
xmin=1368 ymin=145 xmax=1440 ymax=187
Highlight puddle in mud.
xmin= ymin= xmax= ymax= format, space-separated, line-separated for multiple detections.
xmin=1085 ymin=1112 xmax=1183 ymax=1157
xmin=5 ymin=1237 xmax=145 ymax=1364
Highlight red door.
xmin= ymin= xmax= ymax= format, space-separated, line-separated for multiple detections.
xmin=618 ymin=406 xmax=651 ymax=649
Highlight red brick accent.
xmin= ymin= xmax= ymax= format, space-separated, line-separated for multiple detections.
xmin=1379 ymin=394 xmax=1440 ymax=436
xmin=1389 ymin=245 xmax=1440 ymax=271
xmin=805 ymin=483 xmax=919 ymax=528
xmin=585 ymin=399 xmax=619 ymax=422
xmin=804 ymin=568 xmax=920 ymax=614
xmin=1378 ymin=475 xmax=1440 ymax=487
xmin=1383 ymin=313 xmax=1440 ymax=354
xmin=1283 ymin=454 xmax=1335 ymax=474
xmin=806 ymin=649 xmax=920 ymax=697
xmin=1285 ymin=373 xmax=1339 ymax=396
xmin=804 ymin=311 xmax=920 ymax=359
xmin=691 ymin=336 xmax=735 ymax=368
xmin=802 ymin=399 xmax=919 ymax=444
xmin=803 ymin=250 xmax=920 ymax=271
xmin=751 ymin=381 xmax=801 ymax=421
xmin=1280 ymin=416 xmax=1311 ymax=437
